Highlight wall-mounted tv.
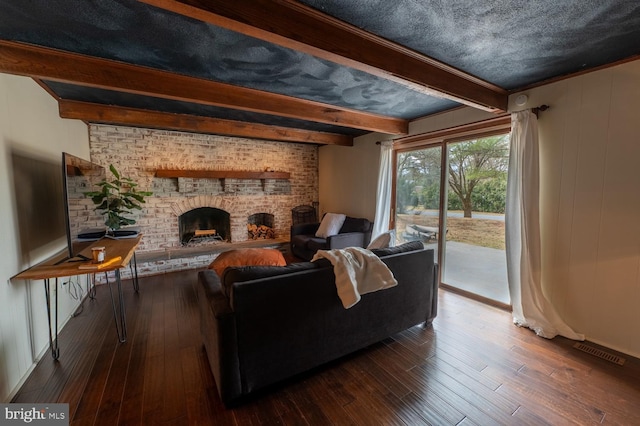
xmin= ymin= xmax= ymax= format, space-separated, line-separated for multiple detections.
xmin=62 ymin=152 xmax=106 ymax=259
xmin=11 ymin=150 xmax=68 ymax=262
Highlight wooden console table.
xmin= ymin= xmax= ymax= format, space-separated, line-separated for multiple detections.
xmin=14 ymin=235 xmax=142 ymax=360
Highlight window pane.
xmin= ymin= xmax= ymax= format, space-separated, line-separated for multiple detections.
xmin=395 ymin=146 xmax=441 ymax=252
xmin=442 ymin=134 xmax=510 ymax=304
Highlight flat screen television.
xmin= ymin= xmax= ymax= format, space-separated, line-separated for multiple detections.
xmin=62 ymin=152 xmax=106 ymax=260
xmin=11 ymin=150 xmax=68 ymax=262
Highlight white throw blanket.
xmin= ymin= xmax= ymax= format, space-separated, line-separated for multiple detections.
xmin=311 ymin=247 xmax=398 ymax=309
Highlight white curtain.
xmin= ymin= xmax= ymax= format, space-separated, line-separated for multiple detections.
xmin=372 ymin=140 xmax=394 ymax=240
xmin=505 ymin=111 xmax=584 ymax=340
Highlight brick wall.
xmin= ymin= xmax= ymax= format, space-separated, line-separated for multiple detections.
xmin=83 ymin=124 xmax=318 ymax=276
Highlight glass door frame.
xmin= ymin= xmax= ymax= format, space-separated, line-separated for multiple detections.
xmin=391 ymin=115 xmax=512 ymax=301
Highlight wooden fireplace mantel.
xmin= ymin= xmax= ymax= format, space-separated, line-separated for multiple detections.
xmin=155 ymin=169 xmax=290 ymax=192
xmin=155 ymin=169 xmax=290 ymax=180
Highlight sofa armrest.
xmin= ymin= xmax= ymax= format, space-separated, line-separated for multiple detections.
xmin=199 ymin=270 xmax=233 ymax=317
xmin=197 ymin=270 xmax=241 ymax=405
xmin=326 ymin=232 xmax=366 ymax=249
xmin=290 ymin=222 xmax=320 ymax=238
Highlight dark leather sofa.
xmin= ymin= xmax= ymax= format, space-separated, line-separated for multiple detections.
xmin=198 ymin=241 xmax=438 ymax=406
xmin=290 ymin=215 xmax=373 ymax=260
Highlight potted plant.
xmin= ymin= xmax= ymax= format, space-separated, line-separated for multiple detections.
xmin=85 ymin=164 xmax=152 ymax=234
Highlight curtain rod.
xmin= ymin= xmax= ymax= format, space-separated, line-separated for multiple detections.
xmin=532 ymin=104 xmax=549 ymax=117
xmin=376 ymin=105 xmax=550 ymax=145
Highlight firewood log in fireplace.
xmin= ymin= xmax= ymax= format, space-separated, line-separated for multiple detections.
xmin=247 ymin=223 xmax=275 ymax=239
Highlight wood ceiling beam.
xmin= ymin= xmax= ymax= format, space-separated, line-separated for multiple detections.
xmin=0 ymin=40 xmax=407 ymax=135
xmin=58 ymin=100 xmax=353 ymax=146
xmin=140 ymin=0 xmax=508 ymax=112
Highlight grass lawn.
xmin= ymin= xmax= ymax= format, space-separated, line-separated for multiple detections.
xmin=396 ymin=211 xmax=505 ymax=250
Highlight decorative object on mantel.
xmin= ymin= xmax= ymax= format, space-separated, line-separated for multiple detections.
xmin=84 ymin=164 xmax=152 ymax=234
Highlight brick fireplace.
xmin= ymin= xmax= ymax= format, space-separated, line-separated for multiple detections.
xmin=80 ymin=124 xmax=319 ymax=275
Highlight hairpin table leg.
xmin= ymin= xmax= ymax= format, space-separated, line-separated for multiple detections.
xmin=87 ymin=273 xmax=97 ymax=300
xmin=130 ymin=251 xmax=140 ymax=293
xmin=105 ymin=270 xmax=127 ymax=343
xmin=43 ymin=278 xmax=60 ymax=360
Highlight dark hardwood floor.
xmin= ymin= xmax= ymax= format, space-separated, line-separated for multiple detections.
xmin=13 ymin=269 xmax=640 ymax=425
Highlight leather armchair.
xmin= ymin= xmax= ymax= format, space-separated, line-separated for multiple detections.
xmin=290 ymin=216 xmax=373 ymax=261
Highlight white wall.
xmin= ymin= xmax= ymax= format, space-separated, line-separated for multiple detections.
xmin=320 ymin=59 xmax=640 ymax=358
xmin=0 ymin=73 xmax=90 ymax=401
xmin=514 ymin=60 xmax=640 ymax=358
xmin=318 ymin=132 xmax=382 ymax=220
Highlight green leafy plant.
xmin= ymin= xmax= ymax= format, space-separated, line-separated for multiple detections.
xmin=85 ymin=164 xmax=152 ymax=232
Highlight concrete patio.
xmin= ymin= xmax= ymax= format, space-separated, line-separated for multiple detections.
xmin=424 ymin=241 xmax=510 ymax=305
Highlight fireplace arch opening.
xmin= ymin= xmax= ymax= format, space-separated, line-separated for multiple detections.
xmin=179 ymin=207 xmax=230 ymax=245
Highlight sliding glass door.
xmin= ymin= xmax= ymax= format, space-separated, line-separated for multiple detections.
xmin=442 ymin=135 xmax=510 ymax=305
xmin=393 ymin=132 xmax=510 ymax=306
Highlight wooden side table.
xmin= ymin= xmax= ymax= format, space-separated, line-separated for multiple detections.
xmin=13 ymin=235 xmax=142 ymax=360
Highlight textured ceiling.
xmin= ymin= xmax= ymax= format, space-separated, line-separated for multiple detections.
xmin=301 ymin=0 xmax=640 ymax=89
xmin=0 ymin=0 xmax=638 ymax=143
xmin=0 ymin=0 xmax=451 ymax=117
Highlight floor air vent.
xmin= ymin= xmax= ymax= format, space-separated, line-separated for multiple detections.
xmin=573 ymin=342 xmax=625 ymax=366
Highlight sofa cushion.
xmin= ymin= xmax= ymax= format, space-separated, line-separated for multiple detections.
xmin=367 ymin=230 xmax=395 ymax=249
xmin=221 ymin=259 xmax=332 ymax=297
xmin=209 ymin=248 xmax=286 ymax=277
xmin=315 ymin=213 xmax=346 ymax=238
xmin=223 ymin=262 xmax=317 ymax=285
xmin=339 ymin=216 xmax=371 ymax=233
xmin=371 ymin=240 xmax=424 ymax=257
